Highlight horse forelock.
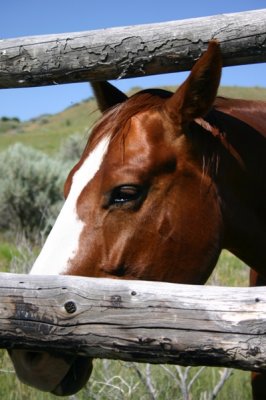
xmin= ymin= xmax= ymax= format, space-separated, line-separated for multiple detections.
xmin=85 ymin=89 xmax=173 ymax=152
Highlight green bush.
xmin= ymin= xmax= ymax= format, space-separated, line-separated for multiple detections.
xmin=1 ymin=117 xmax=20 ymax=122
xmin=0 ymin=117 xmax=21 ymax=134
xmin=58 ymin=132 xmax=87 ymax=162
xmin=0 ymin=143 xmax=67 ymax=240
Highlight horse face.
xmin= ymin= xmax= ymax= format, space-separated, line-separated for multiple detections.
xmin=9 ymin=41 xmax=223 ymax=396
xmin=57 ymin=105 xmax=222 ymax=283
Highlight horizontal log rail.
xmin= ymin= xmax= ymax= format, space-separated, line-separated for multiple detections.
xmin=0 ymin=9 xmax=265 ymax=89
xmin=0 ymin=272 xmax=266 ymax=372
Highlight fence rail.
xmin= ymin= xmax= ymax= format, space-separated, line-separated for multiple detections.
xmin=0 ymin=9 xmax=265 ymax=89
xmin=1 ymin=272 xmax=266 ymax=372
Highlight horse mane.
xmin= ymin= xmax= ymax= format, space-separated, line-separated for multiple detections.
xmin=85 ymin=89 xmax=266 ymax=184
xmin=214 ymin=97 xmax=266 ymax=138
xmin=196 ymin=98 xmax=266 ymax=182
xmin=85 ymin=89 xmax=172 ymax=152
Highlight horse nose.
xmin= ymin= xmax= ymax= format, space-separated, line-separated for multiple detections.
xmin=51 ymin=355 xmax=93 ymax=396
xmin=9 ymin=349 xmax=93 ymax=395
xmin=8 ymin=349 xmax=73 ymax=392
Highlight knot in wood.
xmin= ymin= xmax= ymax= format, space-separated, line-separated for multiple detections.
xmin=247 ymin=346 xmax=260 ymax=357
xmin=64 ymin=301 xmax=77 ymax=314
xmin=111 ymin=295 xmax=122 ymax=308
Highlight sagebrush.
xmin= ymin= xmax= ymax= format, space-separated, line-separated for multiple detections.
xmin=0 ymin=143 xmax=66 ymax=240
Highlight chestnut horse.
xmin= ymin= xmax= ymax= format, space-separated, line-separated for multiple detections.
xmin=9 ymin=41 xmax=266 ymax=399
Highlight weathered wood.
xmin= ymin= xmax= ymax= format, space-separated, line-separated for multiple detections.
xmin=0 ymin=9 xmax=265 ymax=89
xmin=0 ymin=272 xmax=266 ymax=372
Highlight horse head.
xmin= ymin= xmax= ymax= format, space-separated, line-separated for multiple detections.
xmin=9 ymin=40 xmax=224 ymax=395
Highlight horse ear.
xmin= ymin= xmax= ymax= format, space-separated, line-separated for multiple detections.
xmin=166 ymin=40 xmax=222 ymax=124
xmin=91 ymin=81 xmax=128 ymax=113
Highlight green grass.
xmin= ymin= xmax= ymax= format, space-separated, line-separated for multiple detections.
xmin=0 ymin=99 xmax=100 ymax=154
xmin=218 ymin=85 xmax=266 ymax=101
xmin=0 ymin=237 xmax=21 ymax=272
xmin=209 ymin=250 xmax=249 ymax=287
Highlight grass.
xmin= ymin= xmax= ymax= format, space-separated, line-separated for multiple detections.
xmin=0 ymin=243 xmax=17 ymax=272
xmin=209 ymin=250 xmax=249 ymax=287
xmin=0 ymin=99 xmax=100 ymax=154
xmin=0 ymin=234 xmax=22 ymax=272
xmin=0 ymin=358 xmax=252 ymax=400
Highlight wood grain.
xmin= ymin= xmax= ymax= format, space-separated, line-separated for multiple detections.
xmin=0 ymin=9 xmax=265 ymax=88
xmin=0 ymin=273 xmax=265 ymax=372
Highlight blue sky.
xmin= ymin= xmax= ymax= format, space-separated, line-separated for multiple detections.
xmin=1 ymin=0 xmax=265 ymax=121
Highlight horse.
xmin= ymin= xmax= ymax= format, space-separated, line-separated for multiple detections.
xmin=8 ymin=40 xmax=266 ymax=399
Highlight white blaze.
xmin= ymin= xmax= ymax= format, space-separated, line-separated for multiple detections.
xmin=30 ymin=136 xmax=110 ymax=275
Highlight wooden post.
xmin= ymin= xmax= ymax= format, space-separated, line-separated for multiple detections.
xmin=1 ymin=272 xmax=266 ymax=372
xmin=0 ymin=9 xmax=265 ymax=88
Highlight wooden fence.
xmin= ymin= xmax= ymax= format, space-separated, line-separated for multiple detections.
xmin=0 ymin=9 xmax=266 ymax=373
xmin=1 ymin=273 xmax=266 ymax=373
xmin=0 ymin=9 xmax=265 ymax=88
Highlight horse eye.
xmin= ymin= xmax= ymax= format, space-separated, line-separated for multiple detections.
xmin=108 ymin=185 xmax=143 ymax=207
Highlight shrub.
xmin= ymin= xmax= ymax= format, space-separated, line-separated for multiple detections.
xmin=0 ymin=117 xmax=21 ymax=134
xmin=58 ymin=132 xmax=87 ymax=162
xmin=1 ymin=117 xmax=20 ymax=122
xmin=1 ymin=117 xmax=10 ymax=122
xmin=0 ymin=143 xmax=67 ymax=240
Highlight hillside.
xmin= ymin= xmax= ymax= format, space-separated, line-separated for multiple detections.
xmin=0 ymin=85 xmax=266 ymax=154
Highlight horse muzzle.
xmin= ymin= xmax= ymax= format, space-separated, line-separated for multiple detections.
xmin=8 ymin=349 xmax=93 ymax=396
